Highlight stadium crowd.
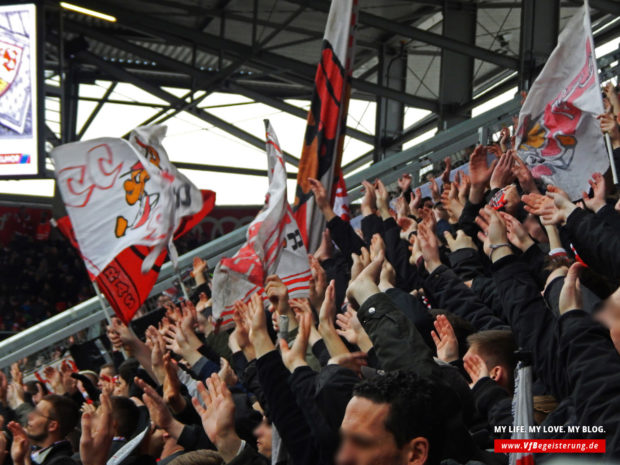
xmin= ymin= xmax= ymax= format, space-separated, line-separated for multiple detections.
xmin=0 ymin=84 xmax=619 ymax=465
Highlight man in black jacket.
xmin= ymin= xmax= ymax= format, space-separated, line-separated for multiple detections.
xmin=8 ymin=394 xmax=80 ymax=465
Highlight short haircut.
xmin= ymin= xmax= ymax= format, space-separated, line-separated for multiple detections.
xmin=43 ymin=394 xmax=80 ymax=438
xmin=110 ymin=396 xmax=139 ymax=438
xmin=467 ymin=330 xmax=517 ymax=382
xmin=168 ymin=450 xmax=224 ymax=465
xmin=353 ymin=371 xmax=467 ymax=465
xmin=118 ymin=358 xmax=140 ymax=385
xmin=99 ymin=363 xmax=117 ymax=376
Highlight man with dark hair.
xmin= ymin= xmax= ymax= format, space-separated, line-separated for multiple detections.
xmin=108 ymin=396 xmax=140 ymax=457
xmin=337 ymin=371 xmax=478 ymax=465
xmin=8 ymin=394 xmax=80 ymax=465
xmin=465 ymin=330 xmax=517 ymax=392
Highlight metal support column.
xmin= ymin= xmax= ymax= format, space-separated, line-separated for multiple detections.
xmin=438 ymin=1 xmax=476 ymax=130
xmin=374 ymin=44 xmax=407 ymax=161
xmin=519 ymin=0 xmax=560 ymax=91
xmin=61 ymin=64 xmax=79 ymax=143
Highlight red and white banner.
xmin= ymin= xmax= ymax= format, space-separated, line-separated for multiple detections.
xmin=333 ymin=169 xmax=351 ymax=222
xmin=52 ymin=125 xmax=215 ymax=323
xmin=212 ymin=121 xmax=311 ymax=328
xmin=515 ymin=0 xmax=608 ymax=200
xmin=292 ymin=0 xmax=358 ymax=252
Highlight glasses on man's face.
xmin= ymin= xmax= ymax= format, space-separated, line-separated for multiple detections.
xmin=31 ymin=408 xmax=55 ymax=421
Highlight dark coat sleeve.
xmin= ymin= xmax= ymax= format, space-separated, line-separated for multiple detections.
xmin=471 ymin=377 xmax=513 ymax=438
xmin=326 ymin=215 xmax=366 ymax=259
xmin=361 ymin=214 xmax=384 ymax=245
xmin=491 ymin=255 xmax=567 ymax=400
xmin=256 ymin=351 xmax=320 ymax=465
xmin=563 ymin=207 xmax=620 ymax=279
xmin=357 ymin=292 xmax=436 ymax=376
xmin=383 ymin=218 xmax=424 ymax=291
xmin=556 ymin=311 xmax=620 ymax=455
xmin=424 ymin=265 xmax=508 ymax=331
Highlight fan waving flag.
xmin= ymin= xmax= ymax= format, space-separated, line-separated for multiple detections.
xmin=212 ymin=120 xmax=311 ymax=328
xmin=515 ymin=0 xmax=608 ymax=200
xmin=52 ymin=125 xmax=215 ymax=323
xmin=292 ymin=0 xmax=358 ymax=252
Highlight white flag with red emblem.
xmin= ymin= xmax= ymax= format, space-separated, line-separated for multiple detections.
xmin=52 ymin=125 xmax=204 ymax=277
xmin=212 ymin=120 xmax=311 ymax=328
xmin=515 ymin=0 xmax=608 ymax=199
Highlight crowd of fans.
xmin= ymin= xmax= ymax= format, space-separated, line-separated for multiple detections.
xmin=0 ymin=83 xmax=619 ymax=465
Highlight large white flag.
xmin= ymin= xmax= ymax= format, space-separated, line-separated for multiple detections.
xmin=212 ymin=121 xmax=311 ymax=328
xmin=52 ymin=125 xmax=204 ymax=277
xmin=515 ymin=0 xmax=608 ymax=200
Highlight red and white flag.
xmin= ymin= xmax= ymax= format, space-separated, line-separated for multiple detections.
xmin=292 ymin=0 xmax=358 ymax=252
xmin=333 ymin=169 xmax=351 ymax=222
xmin=515 ymin=0 xmax=608 ymax=200
xmin=52 ymin=125 xmax=214 ymax=323
xmin=212 ymin=121 xmax=311 ymax=328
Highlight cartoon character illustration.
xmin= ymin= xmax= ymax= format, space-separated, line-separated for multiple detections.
xmin=517 ymin=39 xmax=597 ymax=180
xmin=115 ymin=138 xmax=162 ymax=238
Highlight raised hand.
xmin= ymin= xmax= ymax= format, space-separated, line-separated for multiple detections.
xmin=43 ymin=366 xmax=64 ymax=395
xmin=346 ymin=249 xmax=384 ymax=309
xmin=511 ymin=151 xmax=539 ymax=194
xmin=190 ymin=257 xmax=208 ymax=286
xmin=441 ymin=182 xmax=464 ymax=221
xmin=8 ymin=421 xmax=30 ymax=465
xmin=499 ymin=212 xmax=534 ymax=252
xmin=409 ymin=187 xmax=423 ymax=216
xmin=308 ymin=255 xmax=327 ymax=311
xmin=328 ymin=352 xmax=368 ymax=376
xmin=192 ymin=374 xmax=241 ymax=463
xmin=476 ymin=205 xmax=510 ymax=261
xmin=429 ymin=178 xmax=440 ymax=204
xmin=350 ymin=247 xmax=370 ymax=282
xmin=375 ymin=179 xmax=390 ymax=218
xmin=137 ymin=376 xmax=183 ymax=441
xmin=163 ymin=353 xmax=185 ymax=414
xmin=361 ymin=180 xmax=377 ymax=216
xmin=490 ymin=152 xmax=516 ymax=190
xmin=431 ymin=315 xmax=459 ymax=363
xmin=280 ymin=308 xmax=311 ymax=372
xmin=457 ymin=173 xmax=471 ymax=205
xmin=559 ymin=263 xmax=584 ymax=315
xmin=146 ymin=326 xmax=166 ymax=384
xmin=80 ymin=393 xmax=113 ymax=465
xmin=418 ymin=222 xmax=441 ymax=273
xmin=582 ymin=172 xmax=607 ymax=213
xmin=469 ymin=145 xmax=498 ymax=195
xmin=440 ymin=157 xmax=452 ymax=185
xmin=443 ymin=230 xmax=476 ymax=253
xmin=463 ymin=353 xmax=490 ymax=387
xmin=308 ymin=177 xmax=329 ymax=211
xmin=265 ymin=275 xmax=292 ymax=317
xmin=247 ymin=292 xmax=275 ymax=356
xmin=218 ymin=357 xmax=239 ymax=387
xmin=336 ymin=307 xmax=373 ymax=352
xmin=397 ymin=173 xmax=412 ymax=193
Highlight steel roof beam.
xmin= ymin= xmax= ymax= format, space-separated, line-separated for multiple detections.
xmin=77 ymin=50 xmax=300 ymax=167
xmin=285 ymin=0 xmax=520 ymax=70
xmin=68 ymin=0 xmax=439 ymax=111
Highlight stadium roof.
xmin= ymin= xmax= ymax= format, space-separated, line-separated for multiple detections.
xmin=2 ymin=0 xmax=619 ymax=204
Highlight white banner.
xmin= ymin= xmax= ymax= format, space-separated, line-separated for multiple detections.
xmin=212 ymin=121 xmax=311 ymax=327
xmin=515 ymin=0 xmax=608 ymax=200
xmin=52 ymin=125 xmax=203 ymax=276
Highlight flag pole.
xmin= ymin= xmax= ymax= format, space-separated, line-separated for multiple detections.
xmin=174 ymin=265 xmax=191 ymax=301
xmin=604 ymin=133 xmax=619 ymax=185
xmin=92 ymin=281 xmax=114 ymax=327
